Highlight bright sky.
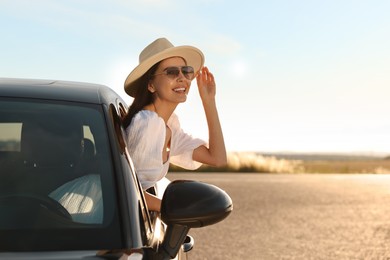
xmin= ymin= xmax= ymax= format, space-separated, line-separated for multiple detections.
xmin=1 ymin=0 xmax=390 ymax=155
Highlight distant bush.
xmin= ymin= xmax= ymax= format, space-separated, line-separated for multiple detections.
xmin=224 ymin=152 xmax=304 ymax=173
xmin=170 ymin=152 xmax=304 ymax=173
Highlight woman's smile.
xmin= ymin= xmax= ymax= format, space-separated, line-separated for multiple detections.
xmin=173 ymin=87 xmax=187 ymax=94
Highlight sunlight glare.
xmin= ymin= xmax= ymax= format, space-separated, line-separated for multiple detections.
xmin=229 ymin=60 xmax=248 ymax=79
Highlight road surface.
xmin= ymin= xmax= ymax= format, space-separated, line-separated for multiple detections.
xmin=167 ymin=173 xmax=390 ymax=260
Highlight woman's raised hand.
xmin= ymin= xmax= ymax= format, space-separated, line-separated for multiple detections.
xmin=196 ymin=66 xmax=216 ymax=102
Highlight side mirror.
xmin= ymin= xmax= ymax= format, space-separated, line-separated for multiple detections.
xmin=158 ymin=180 xmax=233 ymax=259
xmin=161 ymin=180 xmax=233 ymax=228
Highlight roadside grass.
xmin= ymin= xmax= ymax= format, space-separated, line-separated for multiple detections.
xmin=170 ymin=152 xmax=390 ymax=174
xmin=302 ymin=160 xmax=390 ymax=174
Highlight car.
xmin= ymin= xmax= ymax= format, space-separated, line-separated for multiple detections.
xmin=0 ymin=78 xmax=233 ymax=260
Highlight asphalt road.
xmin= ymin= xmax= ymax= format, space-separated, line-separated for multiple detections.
xmin=167 ymin=173 xmax=390 ymax=260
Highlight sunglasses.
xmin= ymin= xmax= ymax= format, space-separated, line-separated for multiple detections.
xmin=153 ymin=66 xmax=195 ymax=80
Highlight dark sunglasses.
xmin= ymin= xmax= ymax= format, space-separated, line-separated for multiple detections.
xmin=153 ymin=66 xmax=195 ymax=80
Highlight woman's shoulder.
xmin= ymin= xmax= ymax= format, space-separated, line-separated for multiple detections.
xmin=128 ymin=110 xmax=165 ymax=132
xmin=167 ymin=112 xmax=180 ymax=129
xmin=134 ymin=109 xmax=158 ymax=119
xmin=134 ymin=110 xmax=164 ymax=124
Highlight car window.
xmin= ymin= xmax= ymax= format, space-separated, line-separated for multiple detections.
xmin=0 ymin=98 xmax=122 ymax=251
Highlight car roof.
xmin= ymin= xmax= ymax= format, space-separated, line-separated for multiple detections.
xmin=0 ymin=78 xmax=126 ymax=105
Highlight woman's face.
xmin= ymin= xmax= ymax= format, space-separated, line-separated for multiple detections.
xmin=149 ymin=57 xmax=192 ymax=104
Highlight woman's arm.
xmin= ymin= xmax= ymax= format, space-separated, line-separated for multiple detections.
xmin=144 ymin=191 xmax=161 ymax=212
xmin=192 ymin=67 xmax=227 ymax=167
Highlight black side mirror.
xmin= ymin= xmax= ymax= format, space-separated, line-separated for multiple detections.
xmin=158 ymin=180 xmax=233 ymax=258
xmin=161 ymin=180 xmax=233 ymax=227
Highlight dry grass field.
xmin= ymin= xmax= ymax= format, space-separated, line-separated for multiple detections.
xmin=302 ymin=159 xmax=390 ymax=173
xmin=171 ymin=152 xmax=390 ymax=174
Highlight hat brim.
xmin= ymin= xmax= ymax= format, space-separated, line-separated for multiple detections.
xmin=124 ymin=45 xmax=204 ymax=97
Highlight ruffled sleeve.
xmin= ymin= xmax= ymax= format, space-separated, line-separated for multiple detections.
xmin=168 ymin=113 xmax=208 ymax=170
xmin=125 ymin=111 xmax=166 ymax=190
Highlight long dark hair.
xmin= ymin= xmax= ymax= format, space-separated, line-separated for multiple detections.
xmin=122 ymin=62 xmax=161 ymax=128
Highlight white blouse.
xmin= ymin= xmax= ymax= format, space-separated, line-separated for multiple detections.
xmin=125 ymin=110 xmax=207 ymax=190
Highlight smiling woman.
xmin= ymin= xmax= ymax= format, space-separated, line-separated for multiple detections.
xmin=122 ymin=37 xmax=227 ymax=212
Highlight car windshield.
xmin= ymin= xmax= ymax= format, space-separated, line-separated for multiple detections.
xmin=0 ymin=98 xmax=122 ymax=251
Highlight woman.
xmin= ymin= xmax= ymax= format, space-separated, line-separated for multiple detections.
xmin=123 ymin=38 xmax=227 ymax=212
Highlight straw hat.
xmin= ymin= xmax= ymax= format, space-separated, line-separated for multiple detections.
xmin=124 ymin=38 xmax=205 ymax=97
